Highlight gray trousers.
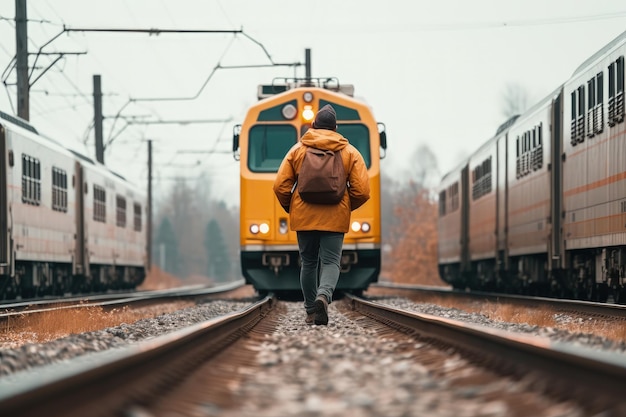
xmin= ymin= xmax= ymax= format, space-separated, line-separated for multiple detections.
xmin=297 ymin=231 xmax=344 ymax=314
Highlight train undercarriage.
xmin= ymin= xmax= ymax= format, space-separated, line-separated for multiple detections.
xmin=0 ymin=261 xmax=145 ymax=300
xmin=440 ymin=246 xmax=626 ymax=303
xmin=241 ymin=248 xmax=380 ymax=300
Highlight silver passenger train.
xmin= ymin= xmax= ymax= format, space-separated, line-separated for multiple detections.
xmin=438 ymin=30 xmax=626 ymax=302
xmin=0 ymin=111 xmax=146 ymax=299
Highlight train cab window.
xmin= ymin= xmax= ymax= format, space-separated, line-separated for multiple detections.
xmin=21 ymin=154 xmax=41 ymax=206
xmin=52 ymin=167 xmax=68 ymax=212
xmin=116 ymin=195 xmax=127 ymax=228
xmin=337 ymin=124 xmax=371 ymax=168
xmin=133 ymin=203 xmax=142 ymax=232
xmin=248 ymin=125 xmax=297 ymax=172
xmin=93 ymin=185 xmax=106 ymax=223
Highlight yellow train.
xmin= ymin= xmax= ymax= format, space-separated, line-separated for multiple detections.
xmin=232 ymin=78 xmax=387 ymax=297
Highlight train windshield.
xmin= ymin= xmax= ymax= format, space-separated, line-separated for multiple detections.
xmin=337 ymin=124 xmax=371 ymax=168
xmin=248 ymin=125 xmax=298 ymax=172
xmin=247 ymin=123 xmax=371 ymax=172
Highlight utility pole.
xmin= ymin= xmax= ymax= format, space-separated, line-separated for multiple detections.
xmin=147 ymin=139 xmax=153 ymax=273
xmin=93 ymin=75 xmax=104 ymax=164
xmin=15 ymin=0 xmax=29 ymax=120
xmin=305 ymin=48 xmax=311 ymax=85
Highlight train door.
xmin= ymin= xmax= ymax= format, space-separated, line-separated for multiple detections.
xmin=496 ymin=134 xmax=509 ymax=275
xmin=0 ymin=124 xmax=8 ymax=270
xmin=73 ymin=161 xmax=88 ymax=277
xmin=460 ymin=164 xmax=470 ymax=275
xmin=549 ymin=91 xmax=564 ymax=272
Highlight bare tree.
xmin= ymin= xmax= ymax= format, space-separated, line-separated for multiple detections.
xmin=501 ymin=82 xmax=530 ymax=119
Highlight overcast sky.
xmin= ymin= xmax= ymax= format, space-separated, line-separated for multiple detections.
xmin=1 ymin=1 xmax=626 ymax=206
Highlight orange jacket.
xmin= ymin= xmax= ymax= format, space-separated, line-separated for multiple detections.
xmin=273 ymin=128 xmax=370 ymax=233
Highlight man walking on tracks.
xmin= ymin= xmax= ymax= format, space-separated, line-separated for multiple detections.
xmin=273 ymin=104 xmax=370 ymax=325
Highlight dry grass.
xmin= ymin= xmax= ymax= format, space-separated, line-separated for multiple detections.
xmin=0 ymin=301 xmax=194 ymax=348
xmin=426 ymin=295 xmax=626 ymax=343
xmin=138 ymin=267 xmax=185 ymax=290
xmin=1 ymin=266 xmax=207 ymax=349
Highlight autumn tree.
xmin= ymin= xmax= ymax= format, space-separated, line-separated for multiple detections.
xmin=381 ymin=145 xmax=445 ymax=286
xmin=383 ymin=183 xmax=441 ymax=285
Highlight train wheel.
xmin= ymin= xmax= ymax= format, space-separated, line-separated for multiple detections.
xmin=577 ymin=282 xmax=597 ymax=301
xmin=612 ymin=285 xmax=623 ymax=304
xmin=597 ymin=283 xmax=609 ymax=303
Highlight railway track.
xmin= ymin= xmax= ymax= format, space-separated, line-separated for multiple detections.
xmin=1 ymin=291 xmax=625 ymax=416
xmin=0 ymin=280 xmax=248 ymax=321
xmin=370 ymin=281 xmax=626 ymax=321
xmin=0 ymin=295 xmax=275 ymax=417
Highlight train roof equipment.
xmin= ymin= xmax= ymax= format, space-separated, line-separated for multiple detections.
xmin=257 ymin=77 xmax=355 ymax=100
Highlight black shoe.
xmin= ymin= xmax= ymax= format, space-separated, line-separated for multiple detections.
xmin=305 ymin=312 xmax=315 ymax=325
xmin=314 ymin=296 xmax=328 ymax=325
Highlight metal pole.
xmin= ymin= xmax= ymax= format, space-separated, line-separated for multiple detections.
xmin=147 ymin=139 xmax=152 ymax=273
xmin=93 ymin=75 xmax=104 ymax=164
xmin=305 ymin=48 xmax=311 ymax=84
xmin=15 ymin=0 xmax=29 ymax=120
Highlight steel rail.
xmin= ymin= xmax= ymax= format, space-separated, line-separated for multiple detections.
xmin=349 ymin=294 xmax=626 ymax=412
xmin=0 ymin=294 xmax=275 ymax=417
xmin=371 ymin=281 xmax=626 ymax=320
xmin=0 ymin=280 xmax=247 ymax=319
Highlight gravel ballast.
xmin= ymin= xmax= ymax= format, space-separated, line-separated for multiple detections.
xmin=2 ymin=295 xmax=624 ymax=416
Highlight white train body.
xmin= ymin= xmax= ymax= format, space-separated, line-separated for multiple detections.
xmin=0 ymin=111 xmax=146 ymax=298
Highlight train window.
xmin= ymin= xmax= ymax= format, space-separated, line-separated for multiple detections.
xmin=586 ymin=73 xmax=605 ymax=137
xmin=21 ymin=154 xmax=41 ymax=206
xmin=587 ymin=79 xmax=596 ymax=109
xmin=257 ymin=100 xmax=297 ymax=121
xmin=116 ymin=195 xmax=126 ymax=228
xmin=52 ymin=167 xmax=68 ymax=212
xmin=441 ymin=181 xmax=459 ymax=214
xmin=337 ymin=124 xmax=371 ymax=168
xmin=570 ymin=86 xmax=585 ymax=145
xmin=318 ymin=100 xmax=360 ymax=120
xmin=93 ymin=185 xmax=106 ymax=223
xmin=608 ymin=56 xmax=625 ymax=126
xmin=515 ymin=123 xmax=543 ymax=179
xmin=133 ymin=203 xmax=142 ymax=232
xmin=438 ymin=190 xmax=446 ymax=216
xmin=248 ymin=125 xmax=297 ymax=172
xmin=450 ymin=182 xmax=459 ymax=211
xmin=472 ymin=156 xmax=492 ymax=200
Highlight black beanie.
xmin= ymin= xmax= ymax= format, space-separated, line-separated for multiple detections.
xmin=312 ymin=104 xmax=337 ymax=130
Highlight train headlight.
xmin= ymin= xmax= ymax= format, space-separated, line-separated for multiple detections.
xmin=303 ymin=91 xmax=313 ymax=103
xmin=250 ymin=223 xmax=270 ymax=235
xmin=279 ymin=218 xmax=288 ymax=234
xmin=350 ymin=221 xmax=371 ymax=233
xmin=302 ymin=105 xmax=314 ymax=122
xmin=282 ymin=103 xmax=297 ymax=120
